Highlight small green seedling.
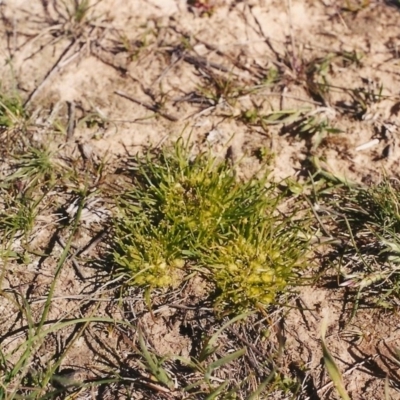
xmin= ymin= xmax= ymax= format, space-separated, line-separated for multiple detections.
xmin=175 ymin=313 xmax=249 ymax=397
xmin=0 ymin=90 xmax=27 ymax=127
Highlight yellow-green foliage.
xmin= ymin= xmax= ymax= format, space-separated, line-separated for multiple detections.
xmin=113 ymin=140 xmax=310 ymax=312
xmin=211 ymin=236 xmax=295 ymax=309
xmin=0 ymin=91 xmax=26 ymax=127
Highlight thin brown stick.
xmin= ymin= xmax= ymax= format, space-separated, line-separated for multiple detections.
xmin=66 ymin=101 xmax=76 ymax=142
xmin=56 ymin=230 xmax=106 ymax=280
xmin=57 ymin=236 xmax=86 ymax=280
xmin=24 ymin=40 xmax=80 ymax=106
xmin=114 ymin=90 xmax=179 ymax=122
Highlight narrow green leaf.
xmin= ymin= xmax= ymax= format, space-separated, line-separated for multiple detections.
xmin=205 ymin=348 xmax=246 ymax=381
xmin=205 ymin=381 xmax=229 ymax=400
xmin=199 ymin=312 xmax=252 ymax=362
xmin=246 ymin=368 xmax=276 ymax=400
xmin=321 ymin=316 xmax=350 ymax=400
xmin=138 ymin=329 xmax=174 ymax=389
xmin=208 ymin=348 xmax=246 ymax=371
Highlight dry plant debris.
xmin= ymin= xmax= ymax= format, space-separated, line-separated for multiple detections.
xmin=1 ymin=0 xmax=400 ymax=399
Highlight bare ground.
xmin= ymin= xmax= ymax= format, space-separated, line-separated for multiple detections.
xmin=1 ymin=0 xmax=400 ymax=399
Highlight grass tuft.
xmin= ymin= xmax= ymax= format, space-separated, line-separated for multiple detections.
xmin=0 ymin=90 xmax=27 ymax=128
xmin=314 ymin=173 xmax=400 ymax=311
xmin=113 ymin=139 xmax=311 ymax=313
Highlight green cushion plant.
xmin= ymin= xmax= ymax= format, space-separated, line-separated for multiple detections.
xmin=113 ymin=139 xmax=311 ymax=312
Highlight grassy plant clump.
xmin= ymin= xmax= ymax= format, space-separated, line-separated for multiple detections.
xmin=113 ymin=140 xmax=311 ymax=311
xmin=317 ymin=175 xmax=400 ymax=309
xmin=0 ymin=90 xmax=27 ymax=127
xmin=0 ymin=145 xmax=62 ymax=263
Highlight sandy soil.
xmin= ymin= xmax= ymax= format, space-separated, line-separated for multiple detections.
xmin=1 ymin=0 xmax=400 ymax=399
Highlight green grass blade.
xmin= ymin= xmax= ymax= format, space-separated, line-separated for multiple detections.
xmin=321 ymin=316 xmax=350 ymax=400
xmin=7 ymin=292 xmax=36 ymax=388
xmin=208 ymin=348 xmax=246 ymax=371
xmin=199 ymin=312 xmax=252 ymax=362
xmin=246 ymin=368 xmax=276 ymax=400
xmin=138 ymin=328 xmax=174 ymax=389
xmin=205 ymin=381 xmax=229 ymax=400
